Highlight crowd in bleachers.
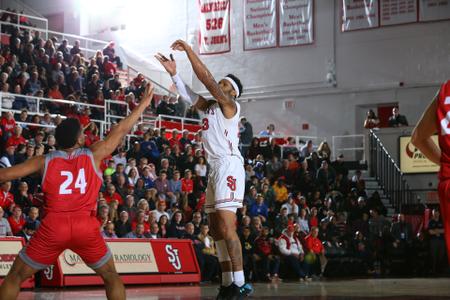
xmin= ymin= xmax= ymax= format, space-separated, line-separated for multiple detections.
xmin=0 ymin=19 xmax=446 ymax=284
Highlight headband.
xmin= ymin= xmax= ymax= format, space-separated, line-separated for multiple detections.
xmin=224 ymin=76 xmax=240 ymax=98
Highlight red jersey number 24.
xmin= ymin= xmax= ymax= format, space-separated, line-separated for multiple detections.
xmin=59 ymin=168 xmax=87 ymax=195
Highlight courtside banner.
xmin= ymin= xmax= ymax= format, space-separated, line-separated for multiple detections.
xmin=40 ymin=239 xmax=200 ymax=287
xmin=0 ymin=237 xmax=34 ymax=288
xmin=419 ymin=0 xmax=450 ymax=22
xmin=59 ymin=240 xmax=158 ymax=275
xmin=342 ymin=0 xmax=379 ymax=31
xmin=199 ymin=0 xmax=231 ymax=54
xmin=244 ymin=0 xmax=277 ymax=50
xmin=380 ymin=0 xmax=417 ymax=26
xmin=279 ymin=0 xmax=314 ymax=47
xmin=399 ymin=136 xmax=439 ymax=174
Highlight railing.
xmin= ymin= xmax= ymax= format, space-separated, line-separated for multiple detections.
xmin=0 ymin=20 xmax=108 ymax=58
xmin=369 ymin=129 xmax=413 ymax=212
xmin=0 ymin=8 xmax=48 ymax=36
xmin=0 ymin=0 xmax=45 ymax=18
xmin=155 ymin=114 xmax=202 ymax=132
xmin=0 ymin=92 xmax=107 ymax=136
xmin=332 ymin=134 xmax=365 ymax=162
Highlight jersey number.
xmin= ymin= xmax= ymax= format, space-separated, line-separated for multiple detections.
xmin=60 ymin=169 xmax=87 ymax=195
xmin=227 ymin=176 xmax=236 ymax=191
xmin=202 ymin=118 xmax=209 ymax=130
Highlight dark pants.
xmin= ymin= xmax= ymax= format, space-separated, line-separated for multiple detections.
xmin=430 ymin=239 xmax=446 ymax=274
xmin=202 ymin=254 xmax=219 ymax=282
xmin=243 ymin=254 xmax=257 ymax=281
xmin=259 ymin=255 xmax=280 ymax=278
xmin=283 ymin=255 xmax=309 ymax=278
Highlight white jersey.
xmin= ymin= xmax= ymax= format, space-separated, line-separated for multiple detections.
xmin=200 ymin=101 xmax=243 ymax=163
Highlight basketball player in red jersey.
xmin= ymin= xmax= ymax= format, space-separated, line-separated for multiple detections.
xmin=0 ymin=83 xmax=154 ymax=300
xmin=412 ymin=80 xmax=450 ymax=263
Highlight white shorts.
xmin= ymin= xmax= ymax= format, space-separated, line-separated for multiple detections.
xmin=205 ymin=156 xmax=245 ymax=214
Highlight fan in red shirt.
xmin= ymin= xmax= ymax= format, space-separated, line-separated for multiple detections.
xmin=131 ymin=210 xmax=150 ymax=233
xmin=8 ymin=206 xmax=26 ymax=236
xmin=84 ymin=122 xmax=100 ymax=147
xmin=78 ymin=107 xmax=91 ymax=128
xmin=304 ymin=227 xmax=327 ymax=276
xmin=1 ymin=111 xmax=16 ymax=137
xmin=413 ymin=80 xmax=450 ymax=264
xmin=0 ymin=83 xmax=154 ymax=300
xmin=0 ymin=181 xmax=14 ymax=211
xmin=181 ymin=169 xmax=194 ymax=195
xmin=7 ymin=125 xmax=27 ymax=148
xmin=103 ymin=184 xmax=124 ymax=205
xmin=103 ymin=56 xmax=116 ymax=78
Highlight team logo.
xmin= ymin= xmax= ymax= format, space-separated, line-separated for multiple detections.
xmin=44 ymin=265 xmax=54 ymax=280
xmin=227 ymin=176 xmax=236 ymax=191
xmin=165 ymin=244 xmax=182 ymax=270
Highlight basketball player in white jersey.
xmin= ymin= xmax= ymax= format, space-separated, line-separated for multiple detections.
xmin=156 ymin=40 xmax=252 ymax=299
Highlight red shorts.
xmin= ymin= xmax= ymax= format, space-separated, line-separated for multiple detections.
xmin=19 ymin=212 xmax=111 ymax=270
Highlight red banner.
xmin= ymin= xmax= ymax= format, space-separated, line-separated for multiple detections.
xmin=40 ymin=239 xmax=200 ymax=287
xmin=199 ymin=0 xmax=231 ymax=54
xmin=342 ymin=0 xmax=379 ymax=31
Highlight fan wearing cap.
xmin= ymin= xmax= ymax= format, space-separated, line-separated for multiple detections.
xmin=156 ymin=41 xmax=251 ymax=299
xmin=278 ymin=224 xmax=310 ymax=281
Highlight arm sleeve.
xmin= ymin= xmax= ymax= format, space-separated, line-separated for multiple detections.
xmin=171 ymin=73 xmax=198 ymax=105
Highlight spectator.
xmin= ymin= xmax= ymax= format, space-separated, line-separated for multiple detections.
xmin=152 ymin=199 xmax=170 ymax=222
xmin=115 ymin=211 xmax=132 ymax=238
xmin=259 ymin=124 xmax=275 ymax=136
xmin=300 ymin=140 xmax=314 ymax=158
xmin=25 ymin=207 xmax=40 ymax=229
xmin=16 ymin=221 xmax=36 ymax=243
xmin=148 ymin=222 xmax=160 ymax=239
xmin=102 ymin=56 xmax=116 ymax=79
xmin=388 ymin=107 xmax=408 ymax=127
xmin=428 ymin=209 xmax=446 ymax=275
xmin=8 ymin=206 xmax=25 ymax=236
xmin=156 ymin=95 xmax=176 ymax=116
xmin=158 ymin=214 xmax=169 ymax=238
xmin=240 ymin=226 xmax=257 ymax=281
xmin=278 ymin=225 xmax=310 ymax=281
xmin=364 ymin=109 xmax=380 ymax=129
xmin=249 ymin=194 xmax=268 ymax=222
xmin=0 ymin=181 xmax=14 ymax=212
xmin=0 ymin=207 xmax=12 ymax=236
xmin=281 ymin=195 xmax=299 ymax=217
xmin=102 ymin=222 xmax=118 ymax=239
xmin=254 ymin=226 xmax=280 ymax=282
xmin=239 ymin=117 xmax=253 ymax=156
xmin=272 ymin=178 xmax=288 ymax=210
xmin=125 ymin=223 xmax=146 ymax=238
xmin=197 ymin=224 xmax=219 ymax=282
xmin=304 ymin=227 xmax=327 ymax=277
xmin=168 ymin=211 xmax=185 ymax=238
xmin=103 ymin=41 xmax=122 ymax=69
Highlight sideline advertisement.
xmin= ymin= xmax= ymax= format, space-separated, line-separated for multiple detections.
xmin=399 ymin=136 xmax=439 ymax=174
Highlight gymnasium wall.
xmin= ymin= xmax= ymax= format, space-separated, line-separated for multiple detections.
xmin=22 ymin=0 xmax=450 ymax=142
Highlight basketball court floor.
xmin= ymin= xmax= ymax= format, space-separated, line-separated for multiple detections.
xmin=15 ymin=278 xmax=450 ymax=299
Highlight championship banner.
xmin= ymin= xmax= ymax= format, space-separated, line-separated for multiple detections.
xmin=380 ymin=0 xmax=417 ymax=26
xmin=40 ymin=239 xmax=200 ymax=287
xmin=419 ymin=0 xmax=450 ymax=22
xmin=0 ymin=238 xmax=34 ymax=288
xmin=278 ymin=0 xmax=314 ymax=47
xmin=342 ymin=0 xmax=379 ymax=31
xmin=399 ymin=136 xmax=439 ymax=174
xmin=244 ymin=0 xmax=277 ymax=50
xmin=199 ymin=0 xmax=231 ymax=54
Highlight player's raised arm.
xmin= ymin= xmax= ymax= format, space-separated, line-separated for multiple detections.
xmin=170 ymin=40 xmax=236 ymax=116
xmin=154 ymin=52 xmax=209 ymax=111
xmin=90 ymin=82 xmax=154 ymax=166
xmin=411 ymin=92 xmax=441 ymax=166
xmin=0 ymin=155 xmax=45 ymax=183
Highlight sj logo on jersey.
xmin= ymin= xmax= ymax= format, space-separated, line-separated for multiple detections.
xmin=227 ymin=176 xmax=236 ymax=191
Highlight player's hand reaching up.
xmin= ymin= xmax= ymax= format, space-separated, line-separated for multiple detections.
xmin=141 ymin=82 xmax=154 ymax=106
xmin=155 ymin=53 xmax=177 ymax=76
xmin=171 ymin=40 xmax=191 ymax=52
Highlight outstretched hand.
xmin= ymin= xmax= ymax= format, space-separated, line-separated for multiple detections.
xmin=170 ymin=39 xmax=191 ymax=52
xmin=141 ymin=82 xmax=154 ymax=106
xmin=155 ymin=53 xmax=177 ymax=76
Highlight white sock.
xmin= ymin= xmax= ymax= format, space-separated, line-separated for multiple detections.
xmin=222 ymin=271 xmax=233 ymax=287
xmin=233 ymin=271 xmax=245 ymax=287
